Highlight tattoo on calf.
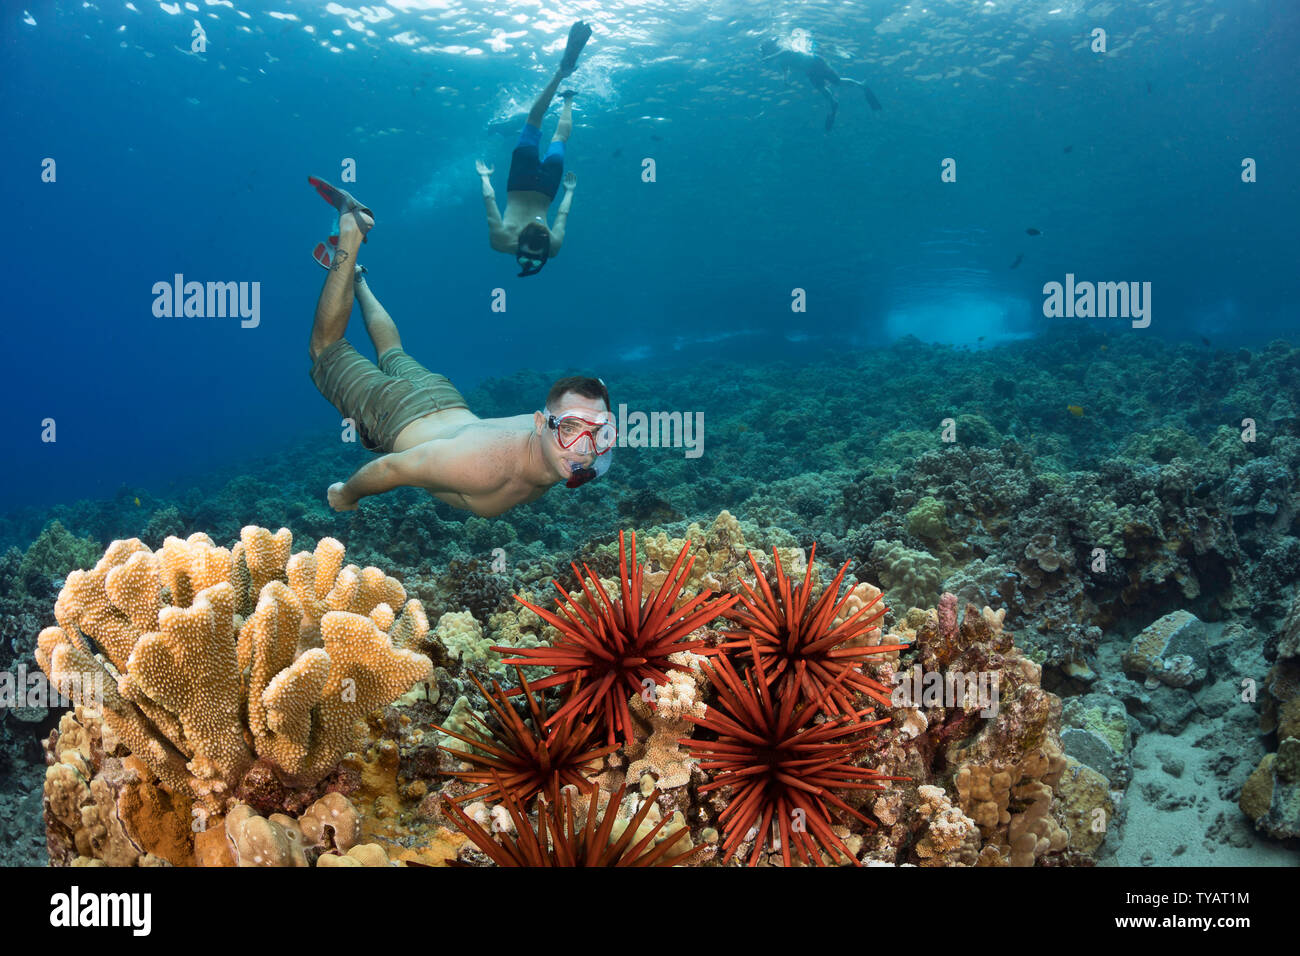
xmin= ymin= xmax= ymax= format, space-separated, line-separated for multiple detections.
xmin=331 ymin=248 xmax=352 ymax=271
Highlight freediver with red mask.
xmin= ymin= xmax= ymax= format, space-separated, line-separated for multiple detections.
xmin=302 ymin=196 xmax=614 ymax=517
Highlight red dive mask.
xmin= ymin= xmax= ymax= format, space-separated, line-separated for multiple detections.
xmin=546 ymin=409 xmax=615 ymax=488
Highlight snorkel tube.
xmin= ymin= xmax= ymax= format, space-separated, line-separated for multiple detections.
xmin=566 ymin=464 xmax=597 ymax=488
xmin=566 ymin=446 xmax=612 ymax=488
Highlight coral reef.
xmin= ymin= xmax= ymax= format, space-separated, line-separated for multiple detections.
xmin=870 ymin=539 xmax=943 ymax=611
xmin=17 ymin=520 xmax=101 ymax=599
xmin=15 ymin=322 xmax=1300 ymax=870
xmin=31 ymin=513 xmax=1145 ymax=867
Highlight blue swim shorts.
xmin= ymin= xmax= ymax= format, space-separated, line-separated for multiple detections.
xmin=506 ymin=121 xmax=565 ymax=200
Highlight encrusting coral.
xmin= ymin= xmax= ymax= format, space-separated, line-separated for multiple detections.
xmin=867 ymin=593 xmax=1084 ymax=866
xmin=869 ymin=539 xmax=942 ymax=612
xmin=638 ymin=510 xmax=808 ymax=595
xmin=913 ymin=784 xmax=979 ymax=863
xmin=624 ymin=652 xmax=709 ymax=790
xmin=35 ymin=527 xmax=432 ymax=813
xmin=43 ymin=705 xmax=195 ymax=866
xmin=434 ymin=610 xmax=496 ymax=667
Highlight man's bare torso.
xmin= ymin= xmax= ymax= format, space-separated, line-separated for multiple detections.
xmin=391 ymin=407 xmax=548 ymax=517
xmin=489 ymin=190 xmax=564 ymax=255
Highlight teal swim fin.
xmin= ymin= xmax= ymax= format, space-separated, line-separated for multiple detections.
xmin=559 ymin=20 xmax=592 ymax=76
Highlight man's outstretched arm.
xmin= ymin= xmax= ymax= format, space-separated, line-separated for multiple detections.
xmin=550 ymin=172 xmax=576 ymax=253
xmin=328 ymin=455 xmax=405 ymax=511
xmin=327 ymin=437 xmax=507 ymax=511
xmin=477 ymin=160 xmax=509 ymax=249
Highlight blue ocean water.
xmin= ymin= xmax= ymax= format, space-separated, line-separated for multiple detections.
xmin=5 ymin=0 xmax=1296 ymax=511
xmin=4 ymin=0 xmax=1300 ymax=876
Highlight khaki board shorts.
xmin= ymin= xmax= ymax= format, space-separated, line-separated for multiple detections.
xmin=310 ymin=341 xmax=469 ymax=453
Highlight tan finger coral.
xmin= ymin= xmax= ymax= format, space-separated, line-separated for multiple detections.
xmin=35 ymin=527 xmax=431 ymax=813
xmin=234 ymin=526 xmax=293 ymax=610
xmin=283 ymin=609 xmax=431 ymax=783
xmin=124 ymin=582 xmax=252 ymax=802
xmin=286 ymin=537 xmax=347 ymax=636
xmin=327 ymin=564 xmax=406 ymax=618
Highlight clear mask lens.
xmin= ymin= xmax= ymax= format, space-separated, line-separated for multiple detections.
xmin=552 ymin=413 xmax=616 ymax=453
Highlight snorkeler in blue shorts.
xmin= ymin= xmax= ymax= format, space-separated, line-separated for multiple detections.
xmin=479 ymin=20 xmax=593 ymax=277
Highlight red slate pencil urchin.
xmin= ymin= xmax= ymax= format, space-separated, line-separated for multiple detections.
xmin=432 ymin=668 xmax=618 ymax=807
xmin=443 ymin=774 xmax=706 ymax=867
xmin=683 ymin=644 xmax=904 ymax=867
xmin=721 ymin=545 xmax=907 ymax=719
xmin=499 ymin=529 xmax=738 ymax=745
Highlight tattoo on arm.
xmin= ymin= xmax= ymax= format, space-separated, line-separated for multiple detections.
xmin=330 ymin=247 xmax=351 ymax=271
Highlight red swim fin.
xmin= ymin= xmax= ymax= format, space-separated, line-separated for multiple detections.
xmin=307 ymin=175 xmax=373 ymax=243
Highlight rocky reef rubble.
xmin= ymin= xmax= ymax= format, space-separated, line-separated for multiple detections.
xmin=1239 ymin=588 xmax=1300 ymax=841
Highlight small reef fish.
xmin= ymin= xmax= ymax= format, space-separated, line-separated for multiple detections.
xmin=133 ymin=497 xmax=141 ymax=507
xmin=1067 ymin=405 xmax=1085 ymax=417
xmin=1009 ymin=253 xmax=1023 ymax=269
xmin=1026 ymin=227 xmax=1041 ymax=236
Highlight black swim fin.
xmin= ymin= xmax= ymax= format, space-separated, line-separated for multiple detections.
xmin=560 ymin=20 xmax=592 ymax=75
xmin=862 ymin=83 xmax=882 ymax=111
